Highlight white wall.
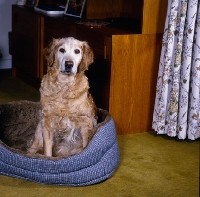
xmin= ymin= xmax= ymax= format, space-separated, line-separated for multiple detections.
xmin=0 ymin=0 xmax=17 ymax=69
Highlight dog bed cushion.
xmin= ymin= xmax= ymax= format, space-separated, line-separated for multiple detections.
xmin=0 ymin=101 xmax=120 ymax=186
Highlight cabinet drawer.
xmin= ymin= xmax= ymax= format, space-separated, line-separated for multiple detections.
xmin=13 ymin=9 xmax=39 ymax=37
xmin=43 ymin=18 xmax=71 ymax=44
xmin=75 ymin=28 xmax=104 ymax=58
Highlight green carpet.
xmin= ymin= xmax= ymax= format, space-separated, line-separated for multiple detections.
xmin=0 ymin=69 xmax=40 ymax=103
xmin=0 ymin=69 xmax=199 ymax=197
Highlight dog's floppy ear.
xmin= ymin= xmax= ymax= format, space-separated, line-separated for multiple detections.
xmin=43 ymin=38 xmax=60 ymax=67
xmin=78 ymin=41 xmax=94 ymax=72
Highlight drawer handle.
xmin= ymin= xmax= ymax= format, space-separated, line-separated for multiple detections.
xmin=104 ymin=45 xmax=106 ymax=59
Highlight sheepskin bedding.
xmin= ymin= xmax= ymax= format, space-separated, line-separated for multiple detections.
xmin=0 ymin=101 xmax=120 ymax=186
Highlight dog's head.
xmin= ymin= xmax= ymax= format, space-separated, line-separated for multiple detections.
xmin=44 ymin=37 xmax=94 ymax=75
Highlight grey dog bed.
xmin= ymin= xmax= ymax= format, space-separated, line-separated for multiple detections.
xmin=0 ymin=101 xmax=120 ymax=186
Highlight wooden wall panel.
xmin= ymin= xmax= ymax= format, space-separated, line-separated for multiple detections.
xmin=86 ymin=0 xmax=123 ymax=19
xmin=110 ymin=34 xmax=163 ymax=134
xmin=142 ymin=0 xmax=168 ymax=34
xmin=121 ymin=0 xmax=143 ymax=20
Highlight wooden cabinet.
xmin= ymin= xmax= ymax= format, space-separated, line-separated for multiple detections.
xmin=12 ymin=0 xmax=167 ymax=134
xmin=86 ymin=0 xmax=167 ymax=34
xmin=12 ymin=7 xmax=41 ymax=88
xmin=110 ymin=34 xmax=163 ymax=134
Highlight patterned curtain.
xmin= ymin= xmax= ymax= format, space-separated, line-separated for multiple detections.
xmin=152 ymin=0 xmax=200 ymax=140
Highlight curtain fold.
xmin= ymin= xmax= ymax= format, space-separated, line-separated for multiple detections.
xmin=152 ymin=0 xmax=200 ymax=140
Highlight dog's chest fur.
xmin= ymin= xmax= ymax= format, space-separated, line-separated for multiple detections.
xmin=39 ymin=72 xmax=95 ymax=132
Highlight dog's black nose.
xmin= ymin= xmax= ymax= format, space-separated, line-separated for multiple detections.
xmin=65 ymin=61 xmax=73 ymax=72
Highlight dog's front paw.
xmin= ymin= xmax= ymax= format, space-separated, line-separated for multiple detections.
xmin=27 ymin=147 xmax=38 ymax=155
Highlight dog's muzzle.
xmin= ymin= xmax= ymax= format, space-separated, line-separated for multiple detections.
xmin=64 ymin=61 xmax=73 ymax=73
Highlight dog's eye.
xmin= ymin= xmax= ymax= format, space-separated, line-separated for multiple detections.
xmin=59 ymin=48 xmax=66 ymax=53
xmin=74 ymin=49 xmax=80 ymax=54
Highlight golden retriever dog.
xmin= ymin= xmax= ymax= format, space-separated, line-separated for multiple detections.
xmin=28 ymin=37 xmax=97 ymax=157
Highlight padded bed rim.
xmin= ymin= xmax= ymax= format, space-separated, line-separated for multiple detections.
xmin=0 ymin=141 xmax=120 ymax=186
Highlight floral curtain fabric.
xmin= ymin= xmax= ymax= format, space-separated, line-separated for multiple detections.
xmin=152 ymin=0 xmax=200 ymax=140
